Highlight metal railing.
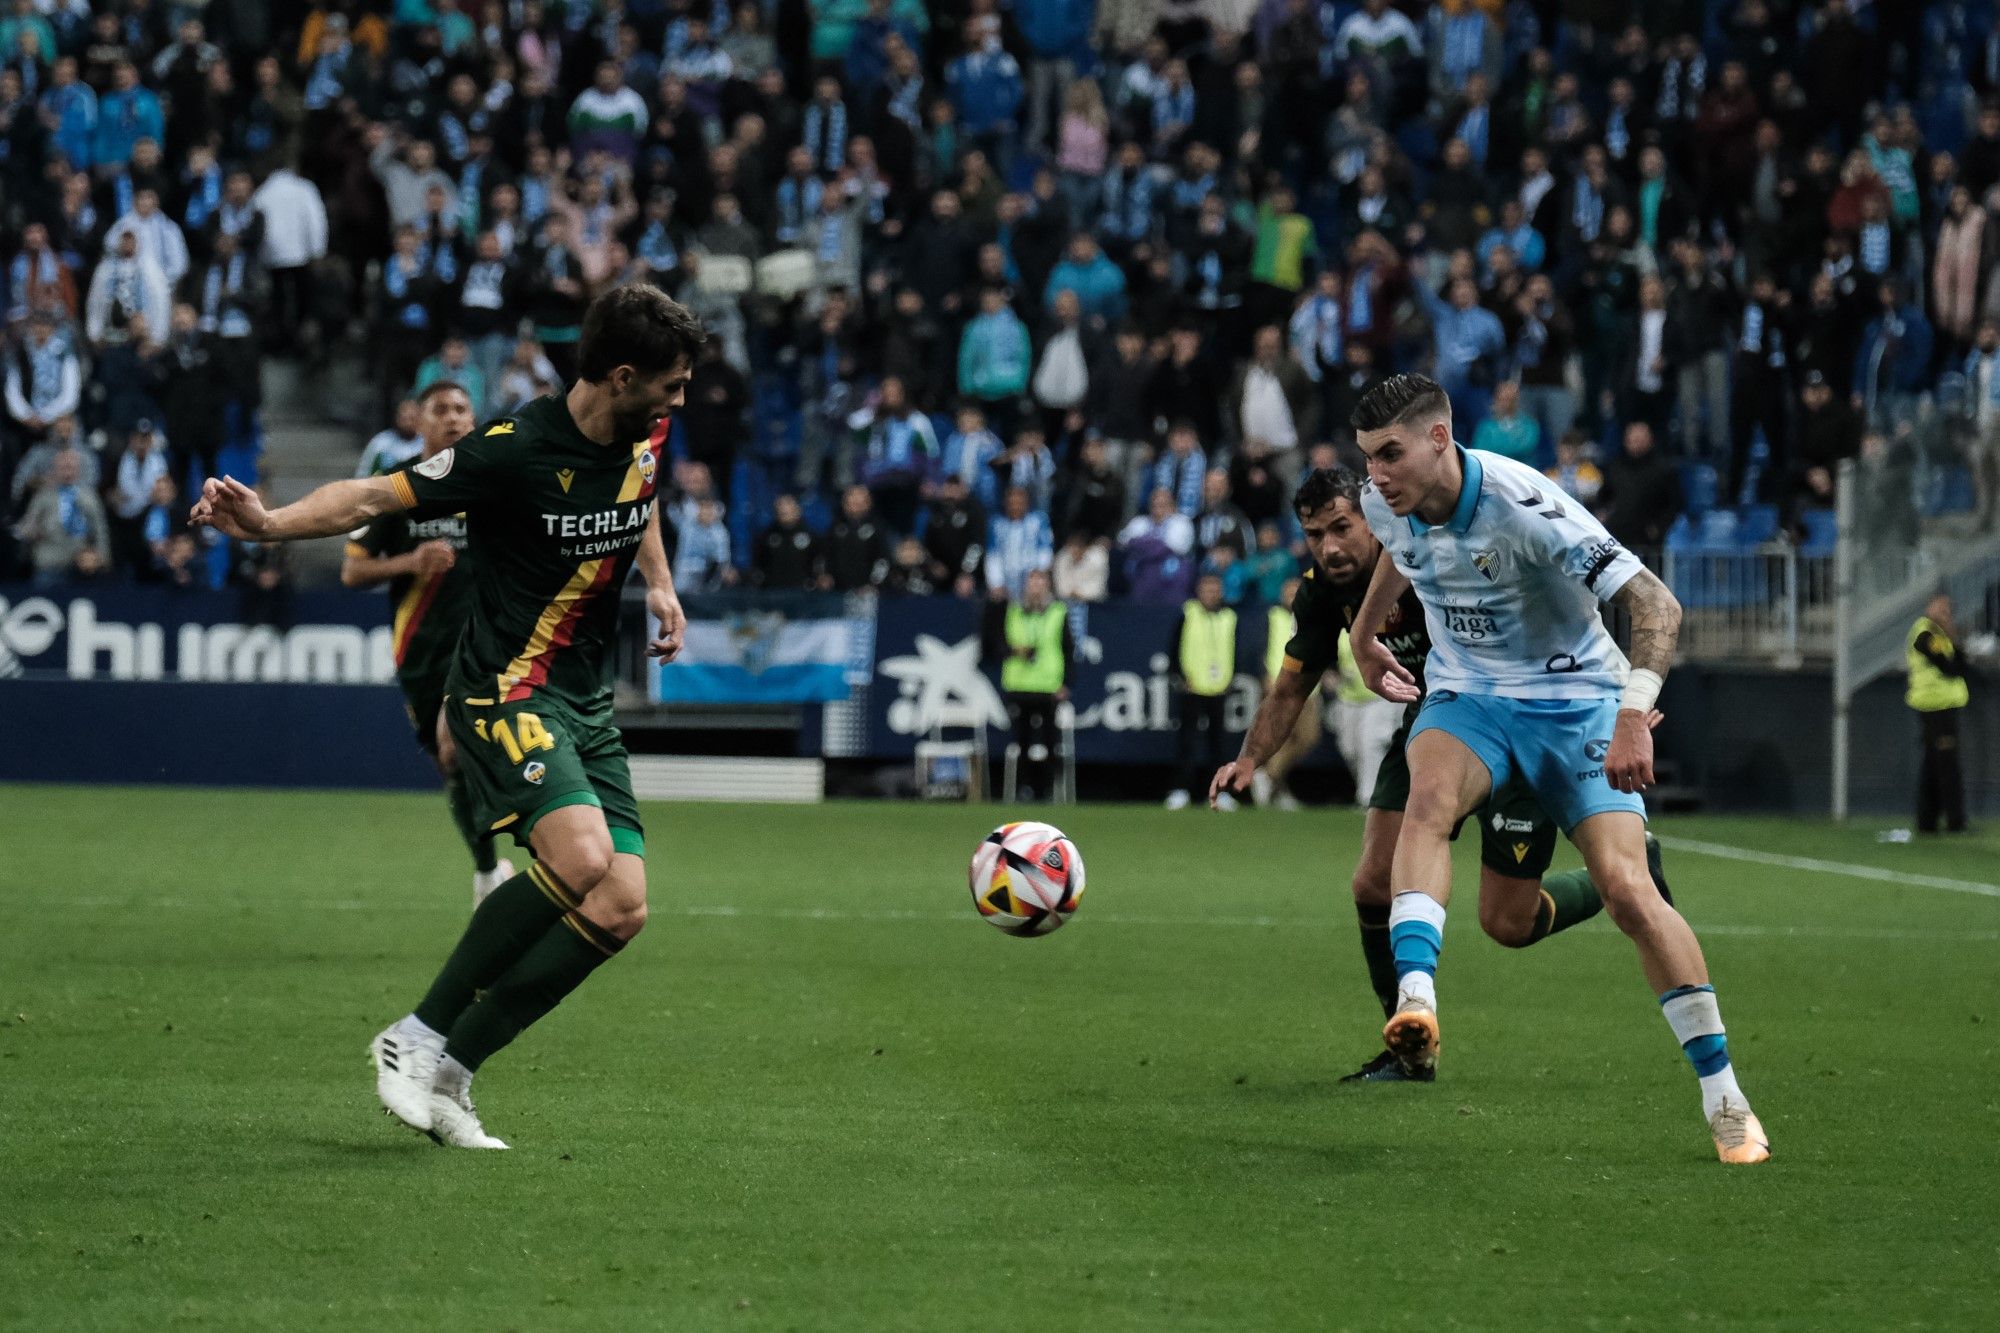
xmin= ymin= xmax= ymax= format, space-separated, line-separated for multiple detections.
xmin=1626 ymin=545 xmax=1837 ymax=668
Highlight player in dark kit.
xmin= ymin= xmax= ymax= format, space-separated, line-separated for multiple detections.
xmin=341 ymin=380 xmax=516 ymax=905
xmin=191 ymin=284 xmax=704 ymax=1149
xmin=1209 ymin=467 xmax=1671 ymax=1080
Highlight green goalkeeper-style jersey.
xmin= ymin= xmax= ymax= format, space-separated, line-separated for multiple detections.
xmin=1281 ymin=556 xmax=1431 ymax=687
xmin=389 ymin=393 xmax=665 ymax=709
xmin=346 ymin=504 xmax=473 ymax=692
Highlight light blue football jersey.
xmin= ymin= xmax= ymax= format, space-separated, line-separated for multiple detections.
xmin=1359 ymin=446 xmax=1645 ymax=699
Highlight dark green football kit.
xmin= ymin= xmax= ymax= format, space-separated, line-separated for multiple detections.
xmin=390 ymin=394 xmax=660 ymax=856
xmin=1281 ymin=561 xmax=1559 ymax=878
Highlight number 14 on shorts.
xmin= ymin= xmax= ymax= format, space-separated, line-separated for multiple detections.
xmin=474 ymin=712 xmax=557 ymax=764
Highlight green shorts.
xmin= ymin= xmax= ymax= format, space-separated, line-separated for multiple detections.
xmin=1367 ymin=716 xmax=1558 ymax=880
xmin=443 ymin=691 xmax=646 ymax=856
xmin=400 ymin=672 xmax=447 ymax=757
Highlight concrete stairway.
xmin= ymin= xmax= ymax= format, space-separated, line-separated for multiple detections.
xmin=257 ymin=356 xmax=377 ymax=585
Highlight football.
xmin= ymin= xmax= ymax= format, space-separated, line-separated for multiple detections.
xmin=968 ymin=821 xmax=1086 ymax=937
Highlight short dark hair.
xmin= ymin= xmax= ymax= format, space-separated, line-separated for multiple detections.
xmin=1292 ymin=466 xmax=1363 ymax=519
xmin=576 ymin=283 xmax=707 ymax=382
xmin=416 ymin=378 xmax=472 ymax=406
xmin=1349 ymin=372 xmax=1450 ymax=434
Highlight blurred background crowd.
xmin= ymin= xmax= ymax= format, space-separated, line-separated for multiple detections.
xmin=5 ymin=0 xmax=2000 ymax=604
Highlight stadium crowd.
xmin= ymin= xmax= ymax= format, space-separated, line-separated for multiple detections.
xmin=5 ymin=0 xmax=2000 ymax=601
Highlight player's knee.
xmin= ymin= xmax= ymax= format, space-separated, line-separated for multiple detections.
xmin=1402 ymin=786 xmax=1460 ymax=837
xmin=1478 ymin=896 xmax=1535 ymax=949
xmin=546 ymin=838 xmax=615 ymax=895
xmin=602 ymin=898 xmax=648 ymax=942
xmin=1598 ymin=873 xmax=1667 ymax=933
xmin=1350 ymin=867 xmax=1391 ymax=907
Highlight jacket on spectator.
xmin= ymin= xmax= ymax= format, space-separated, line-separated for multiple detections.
xmin=85 ymin=250 xmax=172 ymax=346
xmin=958 ymin=308 xmax=1032 ymax=401
xmin=920 ymin=494 xmax=988 ymax=585
xmin=250 ymin=169 xmax=329 ymax=268
xmin=93 ymin=86 xmax=163 ymax=168
xmin=1595 ymin=449 xmax=1682 ymax=549
xmin=755 ymin=518 xmax=826 ymax=590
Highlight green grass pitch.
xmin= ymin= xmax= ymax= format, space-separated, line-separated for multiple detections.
xmin=4 ymin=785 xmax=1998 ymax=1330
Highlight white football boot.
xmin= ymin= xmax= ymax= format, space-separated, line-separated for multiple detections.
xmin=472 ymin=857 xmax=516 ymax=908
xmin=369 ymin=1016 xmax=444 ymax=1132
xmin=428 ymin=1061 xmax=509 ymax=1150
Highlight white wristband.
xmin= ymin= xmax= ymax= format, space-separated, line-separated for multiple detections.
xmin=1619 ymin=668 xmax=1663 ymax=715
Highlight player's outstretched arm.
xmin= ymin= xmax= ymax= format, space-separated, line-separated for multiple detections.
xmin=1211 ymin=668 xmax=1314 ymax=808
xmin=190 ymin=475 xmax=411 ymax=543
xmin=1352 ymin=556 xmax=1420 ymax=703
xmin=1605 ymin=568 xmax=1683 ymax=792
xmin=635 ymin=499 xmax=686 ymax=662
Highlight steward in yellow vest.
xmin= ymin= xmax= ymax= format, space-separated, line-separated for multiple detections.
xmin=981 ymin=569 xmax=1073 ymax=801
xmin=1166 ymin=573 xmax=1240 ymax=807
xmin=1907 ymin=595 xmax=1970 ymax=833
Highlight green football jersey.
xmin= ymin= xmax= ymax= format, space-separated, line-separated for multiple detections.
xmin=391 ymin=393 xmax=665 ymax=708
xmin=1282 ymin=558 xmax=1431 ymax=685
xmin=346 ymin=505 xmax=473 ymax=691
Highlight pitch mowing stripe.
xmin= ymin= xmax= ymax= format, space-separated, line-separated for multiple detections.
xmin=1653 ymin=835 xmax=2000 ymax=899
xmin=42 ymin=896 xmax=2000 ymax=940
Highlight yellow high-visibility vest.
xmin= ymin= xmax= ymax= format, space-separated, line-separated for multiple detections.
xmin=1001 ymin=601 xmax=1067 ymax=695
xmin=1907 ymin=616 xmax=1969 ymax=712
xmin=1180 ymin=602 xmax=1237 ymax=697
xmin=1266 ymin=605 xmax=1293 ymax=681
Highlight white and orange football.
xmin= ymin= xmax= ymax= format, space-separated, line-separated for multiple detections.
xmin=967 ymin=821 xmax=1086 ymax=937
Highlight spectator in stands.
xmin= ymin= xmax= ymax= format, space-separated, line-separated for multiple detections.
xmin=92 ymin=60 xmax=161 ymax=171
xmin=85 ymin=228 xmax=170 ymax=349
xmin=1227 ymin=324 xmax=1315 ymax=487
xmin=1193 ymin=467 xmax=1252 ymax=560
xmin=673 ymin=496 xmax=736 ymax=591
xmin=946 ymin=17 xmax=1022 ymax=166
xmin=156 ymin=302 xmax=228 ymax=489
xmin=570 ymin=62 xmax=650 ymax=166
xmin=495 ymin=337 xmax=563 ymax=412
xmin=827 ymin=484 xmax=893 ymax=591
xmin=1617 ymin=274 xmax=1674 ymax=445
xmin=1245 ymin=523 xmax=1295 ymax=606
xmin=855 ymin=374 xmax=937 ymax=536
xmin=939 ymin=402 xmax=1003 ymax=512
xmin=884 ymin=537 xmax=940 ymax=595
xmin=358 ymin=397 xmax=423 ymax=478
xmin=957 ymin=285 xmax=1031 ymax=436
xmin=415 ymin=336 xmax=488 ymax=421
xmin=1595 ymin=421 xmax=1681 ymax=553
xmin=1059 ymin=434 xmax=1126 ymax=545
xmin=9 ymin=412 xmax=90 ymax=517
xmin=1792 ymin=371 xmax=1862 ymax=524
xmin=919 ymin=473 xmax=986 ymax=598
xmin=1854 ymin=278 xmax=1934 ymax=430
xmin=1966 ymin=319 xmax=2000 ymax=529
xmin=1544 ymin=430 xmax=1603 ymax=506
xmin=1085 ymin=323 xmax=1154 ymax=509
xmin=1147 ymin=323 xmax=1223 ymax=447
xmin=5 ymin=309 xmax=81 ymax=448
xmin=1204 ymin=542 xmax=1250 ymax=606
xmin=1031 ymin=288 xmax=1094 ymax=444
xmin=14 ymin=446 xmax=109 ymax=584
xmin=1471 ymin=380 xmax=1539 ymax=465
xmin=1118 ymin=486 xmax=1196 ymax=605
xmin=1052 ymin=531 xmax=1108 ymax=604
xmin=249 ymin=157 xmax=328 ymax=356
xmin=105 ymin=187 xmax=189 ymax=289
xmin=7 ymin=225 xmax=78 ymax=326
xmin=1728 ymin=271 xmax=1794 ymax=503
xmin=985 ymin=484 xmax=1053 ymax=601
xmin=1149 ymin=419 xmax=1207 ymax=517
xmin=1415 ymin=268 xmax=1507 ymax=435
xmin=990 ymin=423 xmax=1056 ymax=516
xmin=107 ymin=419 xmax=168 ymax=570
xmin=1044 ymin=232 xmax=1127 ymax=329
xmin=755 ymin=494 xmax=828 ymax=592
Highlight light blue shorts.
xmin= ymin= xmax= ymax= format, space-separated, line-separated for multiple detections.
xmin=1407 ymin=691 xmax=1647 ymax=834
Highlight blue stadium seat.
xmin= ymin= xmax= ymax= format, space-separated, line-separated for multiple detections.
xmin=1680 ymin=463 xmax=1718 ymax=515
xmin=1736 ymin=504 xmax=1779 ymax=545
xmin=1798 ymin=508 xmax=1838 ymax=556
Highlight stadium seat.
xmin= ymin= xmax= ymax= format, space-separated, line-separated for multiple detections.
xmin=1680 ymin=463 xmax=1719 ymax=516
xmin=1798 ymin=508 xmax=1838 ymax=557
xmin=1736 ymin=504 xmax=1779 ymax=546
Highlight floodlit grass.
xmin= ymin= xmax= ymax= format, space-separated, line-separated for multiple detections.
xmin=3 ymin=787 xmax=1997 ymax=1330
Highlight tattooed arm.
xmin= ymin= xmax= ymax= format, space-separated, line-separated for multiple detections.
xmin=1604 ymin=568 xmax=1681 ymax=791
